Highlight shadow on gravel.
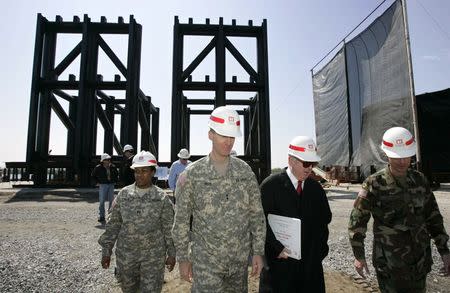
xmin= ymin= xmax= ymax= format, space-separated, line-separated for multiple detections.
xmin=326 ymin=189 xmax=358 ymax=201
xmin=94 ymin=224 xmax=106 ymax=230
xmin=5 ymin=188 xmax=108 ymax=204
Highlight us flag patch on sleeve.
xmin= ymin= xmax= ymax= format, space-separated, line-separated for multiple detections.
xmin=177 ymin=173 xmax=187 ymax=187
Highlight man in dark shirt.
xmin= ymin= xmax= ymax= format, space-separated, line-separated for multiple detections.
xmin=121 ymin=144 xmax=135 ymax=186
xmin=91 ymin=153 xmax=118 ymax=222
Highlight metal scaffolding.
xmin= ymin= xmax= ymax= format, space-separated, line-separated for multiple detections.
xmin=170 ymin=17 xmax=271 ymax=181
xmin=25 ymin=14 xmax=159 ymax=186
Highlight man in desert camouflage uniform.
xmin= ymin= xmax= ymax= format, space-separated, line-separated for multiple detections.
xmin=99 ymin=151 xmax=176 ymax=293
xmin=172 ymin=106 xmax=266 ymax=293
xmin=349 ymin=127 xmax=450 ymax=293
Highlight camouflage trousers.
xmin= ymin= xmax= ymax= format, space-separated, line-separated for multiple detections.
xmin=376 ymin=273 xmax=426 ymax=293
xmin=116 ymin=254 xmax=165 ymax=293
xmin=191 ymin=260 xmax=248 ymax=293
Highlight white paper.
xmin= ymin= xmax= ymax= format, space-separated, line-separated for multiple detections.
xmin=267 ymin=214 xmax=301 ymax=260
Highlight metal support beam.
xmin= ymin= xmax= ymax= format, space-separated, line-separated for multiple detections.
xmin=170 ymin=17 xmax=271 ymax=181
xmin=151 ymin=107 xmax=160 ymax=156
xmin=50 ymin=95 xmax=75 ymax=130
xmin=23 ymin=14 xmax=159 ymax=187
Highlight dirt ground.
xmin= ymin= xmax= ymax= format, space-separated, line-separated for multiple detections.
xmin=158 ymin=269 xmax=372 ymax=293
xmin=1 ymin=183 xmax=449 ymax=292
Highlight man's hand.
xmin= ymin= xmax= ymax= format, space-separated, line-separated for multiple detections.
xmin=276 ymin=248 xmax=290 ymax=259
xmin=179 ymin=261 xmax=193 ymax=282
xmin=251 ymin=255 xmax=264 ymax=277
xmin=165 ymin=256 xmax=176 ymax=272
xmin=101 ymin=256 xmax=111 ymax=269
xmin=354 ymin=258 xmax=369 ymax=278
xmin=441 ymin=254 xmax=450 ymax=276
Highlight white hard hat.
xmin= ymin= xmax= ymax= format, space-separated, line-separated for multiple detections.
xmin=381 ymin=127 xmax=416 ymax=158
xmin=123 ymin=144 xmax=134 ymax=152
xmin=288 ymin=136 xmax=321 ymax=162
xmin=208 ymin=106 xmax=242 ymax=137
xmin=131 ymin=151 xmax=158 ymax=169
xmin=100 ymin=153 xmax=111 ymax=162
xmin=177 ymin=148 xmax=190 ymax=159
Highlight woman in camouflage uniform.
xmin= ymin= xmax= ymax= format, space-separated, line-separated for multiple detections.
xmin=99 ymin=151 xmax=176 ymax=293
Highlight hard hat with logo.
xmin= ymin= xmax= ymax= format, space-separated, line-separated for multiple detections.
xmin=381 ymin=127 xmax=416 ymax=158
xmin=100 ymin=153 xmax=111 ymax=162
xmin=131 ymin=151 xmax=158 ymax=169
xmin=177 ymin=148 xmax=190 ymax=159
xmin=123 ymin=144 xmax=134 ymax=152
xmin=208 ymin=106 xmax=242 ymax=137
xmin=288 ymin=136 xmax=321 ymax=162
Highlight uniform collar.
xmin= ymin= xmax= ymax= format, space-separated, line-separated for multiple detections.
xmin=132 ymin=183 xmax=154 ymax=197
xmin=206 ymin=154 xmax=234 ymax=178
xmin=384 ymin=166 xmax=415 ymax=187
xmin=383 ymin=166 xmax=396 ymax=186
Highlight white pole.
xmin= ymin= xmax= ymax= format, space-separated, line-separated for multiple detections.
xmin=401 ymin=0 xmax=421 ymax=163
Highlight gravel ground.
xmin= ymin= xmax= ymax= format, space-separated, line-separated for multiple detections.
xmin=0 ymin=183 xmax=449 ymax=293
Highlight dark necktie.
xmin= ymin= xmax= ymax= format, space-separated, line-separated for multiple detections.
xmin=296 ymin=181 xmax=303 ymax=195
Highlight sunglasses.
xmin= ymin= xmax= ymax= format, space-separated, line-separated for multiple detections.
xmin=292 ymin=157 xmax=317 ymax=168
xmin=301 ymin=161 xmax=318 ymax=168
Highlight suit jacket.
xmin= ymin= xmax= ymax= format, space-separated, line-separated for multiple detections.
xmin=260 ymin=168 xmax=332 ymax=293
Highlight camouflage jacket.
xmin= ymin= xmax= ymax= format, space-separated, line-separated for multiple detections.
xmin=171 ymin=155 xmax=266 ymax=266
xmin=98 ymin=184 xmax=175 ymax=259
xmin=349 ymin=167 xmax=449 ymax=277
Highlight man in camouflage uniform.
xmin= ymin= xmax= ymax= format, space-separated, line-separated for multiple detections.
xmin=99 ymin=151 xmax=176 ymax=293
xmin=172 ymin=106 xmax=266 ymax=292
xmin=349 ymin=127 xmax=450 ymax=293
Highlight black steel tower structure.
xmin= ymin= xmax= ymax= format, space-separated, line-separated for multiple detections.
xmin=26 ymin=14 xmax=159 ymax=186
xmin=170 ymin=17 xmax=271 ymax=181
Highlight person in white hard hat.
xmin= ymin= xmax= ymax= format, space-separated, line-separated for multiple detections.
xmin=259 ymin=136 xmax=331 ymax=292
xmin=172 ymin=106 xmax=266 ymax=292
xmin=349 ymin=127 xmax=450 ymax=293
xmin=168 ymin=148 xmax=192 ymax=192
xmin=99 ymin=151 xmax=176 ymax=292
xmin=91 ymin=153 xmax=119 ymax=222
xmin=121 ymin=144 xmax=135 ymax=186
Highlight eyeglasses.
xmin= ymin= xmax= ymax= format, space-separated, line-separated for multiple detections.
xmin=292 ymin=157 xmax=317 ymax=168
xmin=301 ymin=161 xmax=318 ymax=168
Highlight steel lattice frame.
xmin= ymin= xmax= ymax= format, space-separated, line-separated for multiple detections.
xmin=26 ymin=14 xmax=159 ymax=186
xmin=170 ymin=17 xmax=271 ymax=181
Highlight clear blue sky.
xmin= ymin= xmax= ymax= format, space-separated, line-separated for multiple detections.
xmin=1 ymin=0 xmax=449 ymax=168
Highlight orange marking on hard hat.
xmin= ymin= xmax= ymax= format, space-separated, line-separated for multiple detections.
xmin=210 ymin=115 xmax=225 ymax=123
xmin=405 ymin=137 xmax=414 ymax=145
xmin=383 ymin=140 xmax=394 ymax=147
xmin=289 ymin=144 xmax=306 ymax=152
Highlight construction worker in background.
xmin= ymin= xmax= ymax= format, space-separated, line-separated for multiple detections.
xmin=259 ymin=136 xmax=331 ymax=292
xmin=349 ymin=127 xmax=450 ymax=292
xmin=168 ymin=148 xmax=192 ymax=192
xmin=172 ymin=106 xmax=266 ymax=292
xmin=99 ymin=151 xmax=176 ymax=292
xmin=91 ymin=153 xmax=118 ymax=223
xmin=121 ymin=144 xmax=135 ymax=186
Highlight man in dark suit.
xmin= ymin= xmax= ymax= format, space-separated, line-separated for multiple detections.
xmin=259 ymin=136 xmax=332 ymax=293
